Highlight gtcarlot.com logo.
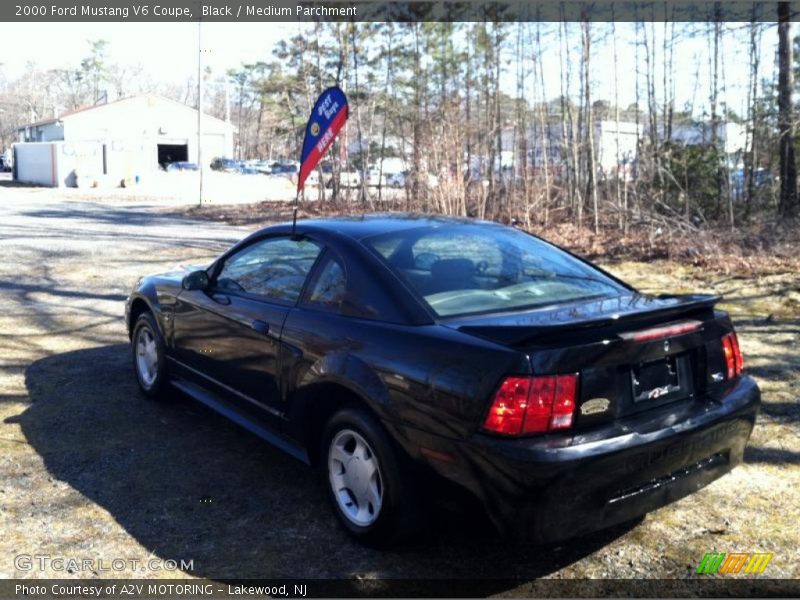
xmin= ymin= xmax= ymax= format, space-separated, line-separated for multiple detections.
xmin=696 ymin=552 xmax=773 ymax=575
xmin=14 ymin=554 xmax=194 ymax=573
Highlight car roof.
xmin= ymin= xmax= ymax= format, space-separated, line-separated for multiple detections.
xmin=262 ymin=213 xmax=503 ymax=241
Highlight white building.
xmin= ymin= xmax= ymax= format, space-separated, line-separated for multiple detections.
xmin=669 ymin=122 xmax=748 ymax=155
xmin=15 ymin=94 xmax=234 ymax=186
xmin=500 ymin=120 xmax=642 ymax=177
xmin=594 ymin=121 xmax=640 ymax=174
xmin=493 ymin=118 xmax=747 ymax=182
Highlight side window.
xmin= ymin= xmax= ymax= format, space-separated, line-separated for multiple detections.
xmin=216 ymin=237 xmax=321 ymax=303
xmin=303 ymin=254 xmax=347 ymax=312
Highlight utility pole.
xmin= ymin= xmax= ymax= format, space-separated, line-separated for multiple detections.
xmin=197 ymin=18 xmax=204 ymax=207
xmin=225 ymin=78 xmax=231 ymax=124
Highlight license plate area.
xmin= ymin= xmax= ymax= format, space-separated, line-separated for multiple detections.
xmin=631 ymin=354 xmax=693 ymax=404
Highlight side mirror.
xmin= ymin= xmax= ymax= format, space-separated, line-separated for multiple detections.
xmin=182 ymin=270 xmax=210 ymax=291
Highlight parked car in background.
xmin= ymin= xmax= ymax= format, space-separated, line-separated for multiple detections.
xmin=126 ymin=215 xmax=759 ymax=547
xmin=0 ymin=149 xmax=11 ymax=172
xmin=308 ymin=163 xmax=367 ymax=188
xmin=211 ymin=158 xmax=244 ymax=173
xmin=327 ymin=170 xmax=362 ymax=188
xmin=271 ymin=162 xmax=299 ymax=176
xmin=165 ymin=161 xmax=199 ymax=172
xmin=388 ymin=171 xmax=439 ymax=188
xmin=302 ymin=163 xmax=334 ymax=187
xmin=387 ymin=171 xmax=407 ymax=187
xmin=253 ymin=160 xmax=274 ymax=174
xmin=366 ymin=168 xmax=390 ymax=187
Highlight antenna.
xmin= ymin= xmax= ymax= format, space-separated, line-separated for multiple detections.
xmin=291 ymin=187 xmax=300 ymax=238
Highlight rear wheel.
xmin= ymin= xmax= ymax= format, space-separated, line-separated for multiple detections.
xmin=322 ymin=407 xmax=423 ymax=547
xmin=132 ymin=312 xmax=169 ymax=399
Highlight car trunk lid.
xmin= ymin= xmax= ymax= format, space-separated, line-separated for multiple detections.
xmin=444 ymin=293 xmax=727 ymax=426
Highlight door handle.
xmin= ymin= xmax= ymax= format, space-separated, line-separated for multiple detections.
xmin=210 ymin=293 xmax=231 ymax=305
xmin=251 ymin=319 xmax=270 ymax=335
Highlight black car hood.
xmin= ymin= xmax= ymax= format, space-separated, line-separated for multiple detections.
xmin=442 ymin=293 xmax=720 ymax=347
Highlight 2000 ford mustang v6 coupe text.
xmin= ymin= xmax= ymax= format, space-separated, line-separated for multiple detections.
xmin=126 ymin=215 xmax=759 ymax=546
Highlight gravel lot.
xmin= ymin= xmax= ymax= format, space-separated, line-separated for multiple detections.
xmin=0 ymin=180 xmax=797 ymax=592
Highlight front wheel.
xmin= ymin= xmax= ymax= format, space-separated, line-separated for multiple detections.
xmin=131 ymin=312 xmax=169 ymax=399
xmin=322 ymin=408 xmax=423 ymax=547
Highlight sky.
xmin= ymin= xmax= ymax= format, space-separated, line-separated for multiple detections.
xmin=0 ymin=21 xmax=781 ymax=120
xmin=0 ymin=22 xmax=289 ymax=79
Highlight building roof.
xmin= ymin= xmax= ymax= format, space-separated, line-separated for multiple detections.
xmin=19 ymin=94 xmax=233 ymax=131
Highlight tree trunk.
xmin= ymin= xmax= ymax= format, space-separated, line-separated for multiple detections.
xmin=612 ymin=16 xmax=626 ymax=232
xmin=535 ymin=22 xmax=551 ymax=227
xmin=778 ymin=2 xmax=798 ymax=218
xmin=350 ymin=24 xmax=372 ymax=209
xmin=582 ymin=20 xmax=599 ymax=234
xmin=411 ymin=24 xmax=423 ymax=212
xmin=377 ymin=24 xmax=393 ymax=206
xmin=709 ymin=8 xmax=725 ymax=219
xmin=744 ymin=17 xmax=761 ymax=219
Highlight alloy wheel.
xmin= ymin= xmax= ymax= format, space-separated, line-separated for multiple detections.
xmin=328 ymin=428 xmax=384 ymax=527
xmin=135 ymin=327 xmax=158 ymax=388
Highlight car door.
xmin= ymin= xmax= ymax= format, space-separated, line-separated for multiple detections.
xmin=172 ymin=235 xmax=323 ymax=417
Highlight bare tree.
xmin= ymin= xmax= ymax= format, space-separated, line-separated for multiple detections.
xmin=778 ymin=1 xmax=798 ymax=218
xmin=744 ymin=15 xmax=762 ymax=218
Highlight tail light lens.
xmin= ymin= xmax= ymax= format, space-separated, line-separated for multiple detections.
xmin=483 ymin=374 xmax=579 ymax=436
xmin=551 ymin=375 xmax=578 ymax=430
xmin=483 ymin=377 xmax=529 ymax=435
xmin=722 ymin=332 xmax=744 ymax=379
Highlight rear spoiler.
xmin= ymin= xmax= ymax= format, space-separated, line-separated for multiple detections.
xmin=456 ymin=294 xmax=722 ymax=348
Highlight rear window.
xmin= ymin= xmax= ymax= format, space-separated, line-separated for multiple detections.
xmin=364 ymin=224 xmax=626 ymax=317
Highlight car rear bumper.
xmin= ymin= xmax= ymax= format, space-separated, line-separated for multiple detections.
xmin=408 ymin=376 xmax=760 ymax=543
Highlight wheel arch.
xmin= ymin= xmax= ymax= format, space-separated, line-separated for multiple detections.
xmin=289 ymin=351 xmax=398 ymax=466
xmin=127 ymin=296 xmax=154 ymax=338
xmin=297 ymin=381 xmax=360 ymax=464
xmin=127 ymin=284 xmax=166 ymax=340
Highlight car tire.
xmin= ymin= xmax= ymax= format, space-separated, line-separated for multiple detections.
xmin=322 ymin=407 xmax=423 ymax=548
xmin=131 ymin=312 xmax=169 ymax=399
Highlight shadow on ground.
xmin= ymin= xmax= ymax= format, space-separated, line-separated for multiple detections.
xmin=10 ymin=344 xmax=643 ymax=585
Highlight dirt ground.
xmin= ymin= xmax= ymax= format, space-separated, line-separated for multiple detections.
xmin=0 ymin=182 xmax=798 ymax=591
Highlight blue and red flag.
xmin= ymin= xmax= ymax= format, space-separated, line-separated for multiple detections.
xmin=297 ymin=86 xmax=349 ymax=192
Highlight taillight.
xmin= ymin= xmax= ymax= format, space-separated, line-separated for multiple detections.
xmin=483 ymin=374 xmax=578 ymax=436
xmin=551 ymin=375 xmax=578 ymax=430
xmin=722 ymin=332 xmax=744 ymax=379
xmin=483 ymin=377 xmax=529 ymax=435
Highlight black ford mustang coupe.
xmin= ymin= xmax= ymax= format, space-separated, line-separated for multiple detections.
xmin=126 ymin=215 xmax=759 ymax=546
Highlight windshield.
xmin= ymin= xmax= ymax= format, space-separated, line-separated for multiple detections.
xmin=364 ymin=224 xmax=627 ymax=318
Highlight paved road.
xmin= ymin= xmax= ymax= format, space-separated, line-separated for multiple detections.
xmin=0 ymin=185 xmax=248 ymax=315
